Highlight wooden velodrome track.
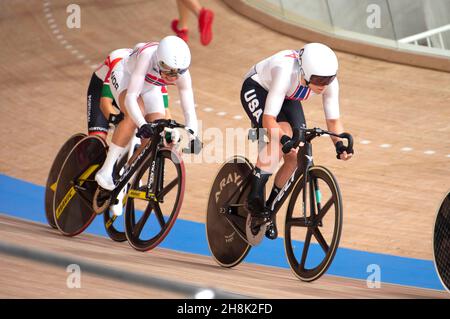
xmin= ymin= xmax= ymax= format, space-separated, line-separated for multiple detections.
xmin=0 ymin=0 xmax=449 ymax=298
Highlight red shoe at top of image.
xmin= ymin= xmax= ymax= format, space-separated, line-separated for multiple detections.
xmin=198 ymin=8 xmax=214 ymax=46
xmin=171 ymin=19 xmax=189 ymax=43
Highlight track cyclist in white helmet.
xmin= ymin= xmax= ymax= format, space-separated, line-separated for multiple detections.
xmin=240 ymin=42 xmax=354 ymax=239
xmin=95 ymin=35 xmax=201 ymax=191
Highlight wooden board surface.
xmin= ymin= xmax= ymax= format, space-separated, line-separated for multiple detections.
xmin=0 ymin=0 xmax=449 ymax=298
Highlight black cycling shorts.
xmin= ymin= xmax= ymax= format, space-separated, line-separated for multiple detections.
xmin=240 ymin=77 xmax=306 ymax=130
xmin=87 ymin=72 xmax=109 ymax=134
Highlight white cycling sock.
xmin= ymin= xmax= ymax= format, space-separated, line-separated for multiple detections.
xmin=101 ymin=143 xmax=125 ymax=176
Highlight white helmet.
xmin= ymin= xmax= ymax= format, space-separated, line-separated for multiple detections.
xmin=299 ymin=43 xmax=338 ymax=85
xmin=156 ymin=35 xmax=191 ymax=74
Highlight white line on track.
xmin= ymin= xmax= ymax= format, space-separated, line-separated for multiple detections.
xmin=44 ymin=1 xmax=93 ymax=70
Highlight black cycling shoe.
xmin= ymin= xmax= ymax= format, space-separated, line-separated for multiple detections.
xmin=246 ymin=197 xmax=271 ymax=235
xmin=265 ymin=220 xmax=278 ymax=240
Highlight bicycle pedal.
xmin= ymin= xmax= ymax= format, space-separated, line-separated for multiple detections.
xmin=265 ymin=222 xmax=278 ymax=240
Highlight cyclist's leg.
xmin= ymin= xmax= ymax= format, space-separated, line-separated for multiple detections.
xmin=274 ymin=100 xmax=306 ymax=186
xmin=268 ymin=100 xmax=305 ymax=205
xmin=142 ymin=88 xmax=166 ymax=123
xmin=265 ymin=121 xmax=293 ymax=205
xmin=96 ymin=63 xmax=144 ymax=190
xmin=240 ymin=78 xmax=283 ymax=214
xmin=100 ymin=81 xmax=122 ymax=125
xmin=87 ymin=72 xmax=108 ymax=140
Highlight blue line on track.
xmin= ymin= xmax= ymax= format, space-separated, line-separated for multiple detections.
xmin=0 ymin=174 xmax=444 ymax=291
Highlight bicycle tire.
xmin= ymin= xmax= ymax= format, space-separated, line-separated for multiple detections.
xmin=206 ymin=155 xmax=253 ymax=268
xmin=53 ymin=135 xmax=106 ymax=236
xmin=432 ymin=190 xmax=450 ymax=292
xmin=45 ymin=133 xmax=86 ymax=228
xmin=284 ymin=165 xmax=343 ymax=282
xmin=124 ymin=147 xmax=185 ymax=251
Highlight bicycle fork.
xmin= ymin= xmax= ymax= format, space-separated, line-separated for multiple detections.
xmin=145 ymin=150 xmax=165 ymax=203
xmin=302 ymin=143 xmax=314 ymax=226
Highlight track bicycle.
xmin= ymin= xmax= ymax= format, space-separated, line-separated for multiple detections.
xmin=206 ymin=126 xmax=353 ymax=282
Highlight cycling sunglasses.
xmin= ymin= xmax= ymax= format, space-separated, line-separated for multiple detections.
xmin=158 ymin=61 xmax=188 ymax=77
xmin=306 ymin=74 xmax=336 ymax=86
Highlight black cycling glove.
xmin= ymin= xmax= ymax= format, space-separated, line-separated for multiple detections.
xmin=280 ymin=135 xmax=295 ymax=154
xmin=335 ymin=141 xmax=354 ymax=159
xmin=136 ymin=123 xmax=157 ymax=139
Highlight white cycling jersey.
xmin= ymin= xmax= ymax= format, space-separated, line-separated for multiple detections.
xmin=244 ymin=50 xmax=340 ymax=120
xmin=95 ymin=48 xmax=133 ymax=84
xmin=120 ymin=42 xmax=198 ymax=134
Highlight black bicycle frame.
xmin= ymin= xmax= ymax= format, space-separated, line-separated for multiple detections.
xmin=110 ymin=133 xmax=161 ymax=202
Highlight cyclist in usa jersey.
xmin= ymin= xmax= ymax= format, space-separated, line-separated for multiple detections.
xmin=95 ymin=36 xmax=200 ymax=191
xmin=240 ymin=43 xmax=354 ymax=239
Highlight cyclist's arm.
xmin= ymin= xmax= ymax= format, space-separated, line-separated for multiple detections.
xmin=322 ymin=78 xmax=341 ymax=144
xmin=125 ymin=49 xmax=153 ymax=128
xmin=263 ymin=65 xmax=291 ymax=140
xmin=176 ymin=71 xmax=198 ymax=135
xmin=100 ymin=84 xmax=120 ymax=119
xmin=325 ymin=118 xmax=344 ymax=144
xmin=100 ymin=97 xmax=119 ymax=119
xmin=323 ymin=79 xmax=351 ymax=160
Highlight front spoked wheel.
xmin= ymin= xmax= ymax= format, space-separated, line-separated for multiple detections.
xmin=284 ymin=166 xmax=343 ymax=282
xmin=124 ymin=147 xmax=185 ymax=251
